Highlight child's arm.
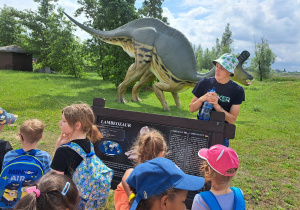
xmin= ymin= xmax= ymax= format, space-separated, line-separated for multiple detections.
xmin=1 ymin=151 xmax=13 ymax=171
xmin=122 ymin=168 xmax=134 ymax=197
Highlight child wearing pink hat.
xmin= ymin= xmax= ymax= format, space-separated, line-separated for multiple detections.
xmin=192 ymin=144 xmax=245 ymax=210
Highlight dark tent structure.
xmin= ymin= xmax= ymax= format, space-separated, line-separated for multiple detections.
xmin=0 ymin=45 xmax=32 ymax=71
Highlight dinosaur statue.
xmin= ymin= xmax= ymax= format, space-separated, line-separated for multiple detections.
xmin=63 ymin=12 xmax=253 ymax=111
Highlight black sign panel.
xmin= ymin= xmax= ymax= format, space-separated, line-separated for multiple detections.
xmin=92 ymin=98 xmax=235 ymax=208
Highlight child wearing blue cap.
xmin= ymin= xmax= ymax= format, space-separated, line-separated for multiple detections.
xmin=0 ymin=107 xmax=18 ymax=172
xmin=0 ymin=107 xmax=18 ymax=131
xmin=126 ymin=157 xmax=205 ymax=210
xmin=115 ymin=126 xmax=168 ymax=210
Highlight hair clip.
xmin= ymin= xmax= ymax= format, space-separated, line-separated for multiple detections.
xmin=128 ymin=193 xmax=136 ymax=202
xmin=27 ymin=186 xmax=40 ymax=198
xmin=61 ymin=182 xmax=70 ymax=196
xmin=139 ymin=126 xmax=150 ymax=135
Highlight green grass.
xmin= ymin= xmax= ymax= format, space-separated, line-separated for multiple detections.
xmin=1 ymin=70 xmax=299 ymax=209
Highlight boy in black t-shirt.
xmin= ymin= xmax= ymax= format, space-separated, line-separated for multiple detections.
xmin=189 ymin=53 xmax=245 ymax=146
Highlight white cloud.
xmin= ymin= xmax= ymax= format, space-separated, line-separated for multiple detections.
xmin=163 ymin=0 xmax=300 ymax=71
xmin=1 ymin=0 xmax=299 ymax=71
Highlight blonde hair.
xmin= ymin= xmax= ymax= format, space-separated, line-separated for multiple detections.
xmin=132 ymin=128 xmax=168 ymax=165
xmin=62 ymin=104 xmax=102 ymax=143
xmin=20 ymin=119 xmax=44 ymax=144
xmin=200 ymin=160 xmax=236 ymax=187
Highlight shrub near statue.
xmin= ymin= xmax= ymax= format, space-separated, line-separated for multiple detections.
xmin=64 ymin=12 xmax=253 ymax=111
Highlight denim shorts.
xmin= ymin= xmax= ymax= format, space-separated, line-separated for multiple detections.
xmin=222 ymin=138 xmax=230 ymax=147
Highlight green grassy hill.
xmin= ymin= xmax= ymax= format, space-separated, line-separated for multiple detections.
xmin=0 ymin=70 xmax=299 ymax=209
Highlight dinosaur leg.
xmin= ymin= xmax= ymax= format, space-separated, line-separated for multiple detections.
xmin=171 ymin=92 xmax=182 ymax=108
xmin=152 ymin=82 xmax=171 ymax=111
xmin=117 ymin=63 xmax=145 ymax=103
xmin=117 ymin=42 xmax=154 ymax=103
xmin=128 ymin=40 xmax=154 ymax=102
xmin=132 ymin=70 xmax=156 ymax=102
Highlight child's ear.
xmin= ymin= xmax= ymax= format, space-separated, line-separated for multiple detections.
xmin=19 ymin=133 xmax=24 ymax=142
xmin=160 ymin=195 xmax=169 ymax=209
xmin=75 ymin=122 xmax=82 ymax=130
xmin=158 ymin=151 xmax=164 ymax=157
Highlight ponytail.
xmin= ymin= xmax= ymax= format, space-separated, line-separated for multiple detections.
xmin=133 ymin=128 xmax=168 ymax=165
xmin=14 ymin=172 xmax=79 ymax=210
xmin=14 ymin=192 xmax=37 ymax=210
xmin=87 ymin=125 xmax=102 ymax=143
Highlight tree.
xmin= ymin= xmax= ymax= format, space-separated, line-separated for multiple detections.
xmin=251 ymin=37 xmax=276 ymax=81
xmin=202 ymin=48 xmax=214 ymax=70
xmin=212 ymin=23 xmax=233 ymax=59
xmin=47 ymin=8 xmax=85 ymax=77
xmin=76 ymin=0 xmax=139 ymax=85
xmin=0 ymin=5 xmax=24 ymax=46
xmin=220 ymin=23 xmax=233 ymax=54
xmin=214 ymin=38 xmax=221 ymax=59
xmin=13 ymin=0 xmax=86 ymax=77
xmin=138 ymin=0 xmax=168 ymax=23
xmin=195 ymin=44 xmax=204 ymax=71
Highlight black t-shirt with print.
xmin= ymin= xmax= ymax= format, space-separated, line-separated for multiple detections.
xmin=192 ymin=77 xmax=245 ymax=113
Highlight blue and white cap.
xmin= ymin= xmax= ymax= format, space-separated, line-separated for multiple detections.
xmin=0 ymin=107 xmax=18 ymax=125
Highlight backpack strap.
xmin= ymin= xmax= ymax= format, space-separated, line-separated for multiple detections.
xmin=230 ymin=187 xmax=246 ymax=210
xmin=62 ymin=142 xmax=95 ymax=158
xmin=199 ymin=191 xmax=222 ymax=210
xmin=15 ymin=148 xmax=39 ymax=156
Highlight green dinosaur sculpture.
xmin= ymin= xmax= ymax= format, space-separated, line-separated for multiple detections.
xmin=64 ymin=12 xmax=253 ymax=111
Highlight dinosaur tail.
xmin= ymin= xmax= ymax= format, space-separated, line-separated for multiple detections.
xmin=63 ymin=12 xmax=102 ymax=37
xmin=63 ymin=12 xmax=128 ymax=43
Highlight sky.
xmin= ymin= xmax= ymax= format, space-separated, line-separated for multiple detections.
xmin=1 ymin=0 xmax=299 ymax=72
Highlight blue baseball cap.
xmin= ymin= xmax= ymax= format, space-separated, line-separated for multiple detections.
xmin=0 ymin=107 xmax=18 ymax=125
xmin=126 ymin=157 xmax=205 ymax=210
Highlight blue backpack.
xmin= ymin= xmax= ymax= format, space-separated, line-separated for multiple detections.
xmin=199 ymin=187 xmax=246 ymax=210
xmin=0 ymin=149 xmax=44 ymax=208
xmin=62 ymin=142 xmax=113 ymax=210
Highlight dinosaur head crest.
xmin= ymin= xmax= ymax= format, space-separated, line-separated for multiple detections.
xmin=231 ymin=51 xmax=254 ymax=86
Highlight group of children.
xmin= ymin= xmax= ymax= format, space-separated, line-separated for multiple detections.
xmin=0 ymin=104 xmax=245 ymax=210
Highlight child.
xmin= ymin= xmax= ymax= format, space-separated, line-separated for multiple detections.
xmin=114 ymin=126 xmax=168 ymax=210
xmin=192 ymin=144 xmax=245 ymax=210
xmin=14 ymin=171 xmax=79 ymax=210
xmin=0 ymin=107 xmax=18 ymax=131
xmin=126 ymin=157 xmax=205 ymax=210
xmin=2 ymin=119 xmax=51 ymax=173
xmin=0 ymin=107 xmax=17 ymax=172
xmin=51 ymin=103 xmax=113 ymax=209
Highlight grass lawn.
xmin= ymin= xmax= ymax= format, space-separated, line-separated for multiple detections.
xmin=0 ymin=70 xmax=299 ymax=209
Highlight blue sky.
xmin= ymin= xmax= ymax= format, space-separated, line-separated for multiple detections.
xmin=1 ymin=0 xmax=299 ymax=72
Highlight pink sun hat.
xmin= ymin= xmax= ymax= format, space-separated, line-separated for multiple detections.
xmin=198 ymin=144 xmax=239 ymax=176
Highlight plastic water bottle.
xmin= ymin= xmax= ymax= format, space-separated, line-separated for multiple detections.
xmin=198 ymin=87 xmax=216 ymax=121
